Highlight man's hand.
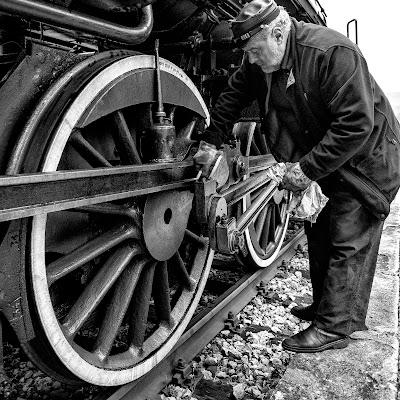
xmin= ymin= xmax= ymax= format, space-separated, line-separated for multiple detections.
xmin=281 ymin=162 xmax=312 ymax=192
xmin=193 ymin=140 xmax=229 ymax=189
xmin=193 ymin=140 xmax=219 ymax=177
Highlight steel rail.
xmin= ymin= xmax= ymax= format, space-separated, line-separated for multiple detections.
xmin=102 ymin=228 xmax=306 ymax=400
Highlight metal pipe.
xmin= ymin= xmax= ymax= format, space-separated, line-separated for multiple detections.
xmin=0 ymin=0 xmax=153 ymax=45
xmin=144 ymin=37 xmax=235 ymax=53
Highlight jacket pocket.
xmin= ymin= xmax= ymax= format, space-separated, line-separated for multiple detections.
xmin=355 ymin=128 xmax=400 ymax=206
xmin=338 ymin=167 xmax=390 ymax=220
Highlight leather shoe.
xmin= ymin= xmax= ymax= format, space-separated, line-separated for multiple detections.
xmin=282 ymin=325 xmax=349 ymax=353
xmin=290 ymin=304 xmax=316 ymax=321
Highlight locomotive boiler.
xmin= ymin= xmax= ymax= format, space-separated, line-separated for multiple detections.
xmin=0 ymin=0 xmax=326 ymax=386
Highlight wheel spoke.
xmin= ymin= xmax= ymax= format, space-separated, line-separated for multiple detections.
xmin=275 ymin=204 xmax=282 ymax=226
xmin=254 ymin=127 xmax=268 ymax=154
xmin=255 ymin=206 xmax=269 ymax=242
xmin=92 ymin=255 xmax=148 ymax=362
xmin=152 ymin=261 xmax=172 ymax=326
xmin=68 ymin=129 xmax=113 ymax=167
xmin=74 ymin=203 xmax=141 ymax=225
xmin=260 ymin=207 xmax=273 ymax=249
xmin=169 ymin=251 xmax=193 ymax=290
xmin=47 ymin=223 xmax=141 ymax=285
xmin=175 ymin=118 xmax=197 ymax=160
xmin=62 ymin=242 xmax=141 ymax=338
xmin=111 ymin=111 xmax=142 ymax=165
xmin=184 ymin=229 xmax=207 ymax=248
xmin=268 ymin=205 xmax=277 ymax=243
xmin=250 ymin=140 xmax=261 ymax=156
xmin=128 ymin=260 xmax=157 ymax=350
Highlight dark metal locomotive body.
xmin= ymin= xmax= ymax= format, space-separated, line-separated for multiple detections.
xmin=0 ymin=0 xmax=325 ymax=386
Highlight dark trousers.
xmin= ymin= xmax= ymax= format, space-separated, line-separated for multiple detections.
xmin=304 ymin=186 xmax=384 ymax=336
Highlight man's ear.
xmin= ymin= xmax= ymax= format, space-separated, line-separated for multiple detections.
xmin=272 ymin=26 xmax=283 ymax=43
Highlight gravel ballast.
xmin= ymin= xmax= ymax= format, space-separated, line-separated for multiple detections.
xmin=162 ymin=246 xmax=312 ymax=400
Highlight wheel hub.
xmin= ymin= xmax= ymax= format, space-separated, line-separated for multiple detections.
xmin=143 ymin=190 xmax=193 ymax=261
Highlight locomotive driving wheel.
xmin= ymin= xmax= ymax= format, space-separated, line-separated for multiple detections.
xmin=233 ymin=121 xmax=290 ymax=268
xmin=6 ymin=51 xmax=214 ymax=386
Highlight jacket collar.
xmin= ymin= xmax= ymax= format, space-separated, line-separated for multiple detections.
xmin=280 ymin=20 xmax=294 ymax=71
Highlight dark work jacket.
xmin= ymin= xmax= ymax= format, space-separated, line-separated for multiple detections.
xmin=202 ymin=18 xmax=400 ymax=220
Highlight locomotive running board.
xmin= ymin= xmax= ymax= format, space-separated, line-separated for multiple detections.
xmin=0 ymin=162 xmax=196 ymax=222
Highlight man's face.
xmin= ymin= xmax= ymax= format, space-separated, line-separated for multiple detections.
xmin=244 ymin=27 xmax=285 ymax=73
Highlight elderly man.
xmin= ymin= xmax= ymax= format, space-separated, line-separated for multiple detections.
xmin=194 ymin=0 xmax=400 ymax=352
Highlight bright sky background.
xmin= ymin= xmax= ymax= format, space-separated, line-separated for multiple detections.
xmin=320 ymin=0 xmax=400 ymax=108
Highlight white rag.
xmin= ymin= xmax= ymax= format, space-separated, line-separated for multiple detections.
xmin=265 ymin=163 xmax=329 ymax=223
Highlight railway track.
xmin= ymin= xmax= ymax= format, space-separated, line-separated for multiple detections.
xmin=95 ymin=228 xmax=306 ymax=400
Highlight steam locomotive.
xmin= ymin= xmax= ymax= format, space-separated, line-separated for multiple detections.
xmin=0 ymin=0 xmax=325 ymax=386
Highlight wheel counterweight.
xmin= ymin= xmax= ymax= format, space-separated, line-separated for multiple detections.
xmin=143 ymin=190 xmax=194 ymax=261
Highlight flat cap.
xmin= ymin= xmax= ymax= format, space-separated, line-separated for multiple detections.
xmin=231 ymin=0 xmax=280 ymax=48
